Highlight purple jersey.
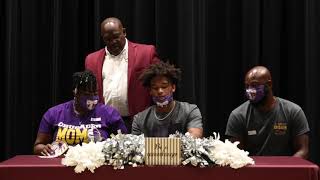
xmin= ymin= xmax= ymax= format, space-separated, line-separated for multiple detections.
xmin=38 ymin=100 xmax=127 ymax=145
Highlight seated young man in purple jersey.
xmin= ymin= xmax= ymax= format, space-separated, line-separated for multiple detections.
xmin=34 ymin=70 xmax=127 ymax=156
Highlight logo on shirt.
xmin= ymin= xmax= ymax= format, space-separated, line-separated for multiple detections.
xmin=55 ymin=122 xmax=101 ymax=145
xmin=273 ymin=122 xmax=287 ymax=135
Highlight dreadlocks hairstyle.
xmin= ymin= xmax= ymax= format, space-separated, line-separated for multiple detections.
xmin=72 ymin=70 xmax=97 ymax=93
xmin=139 ymin=61 xmax=182 ymax=88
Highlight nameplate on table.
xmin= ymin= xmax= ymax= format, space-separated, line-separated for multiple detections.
xmin=145 ymin=137 xmax=181 ymax=165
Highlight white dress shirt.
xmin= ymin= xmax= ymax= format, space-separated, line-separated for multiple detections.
xmin=102 ymin=39 xmax=129 ymax=116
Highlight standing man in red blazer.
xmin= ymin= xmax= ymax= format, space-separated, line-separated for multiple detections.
xmin=85 ymin=17 xmax=158 ymax=132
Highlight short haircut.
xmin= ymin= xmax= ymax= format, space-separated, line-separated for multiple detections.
xmin=72 ymin=70 xmax=97 ymax=92
xmin=139 ymin=61 xmax=181 ymax=88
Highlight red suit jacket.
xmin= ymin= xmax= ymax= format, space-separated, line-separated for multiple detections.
xmin=85 ymin=41 xmax=158 ymax=116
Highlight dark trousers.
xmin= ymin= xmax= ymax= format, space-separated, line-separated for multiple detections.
xmin=122 ymin=116 xmax=132 ymax=133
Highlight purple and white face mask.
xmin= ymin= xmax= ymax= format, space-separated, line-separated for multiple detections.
xmin=246 ymin=85 xmax=265 ymax=103
xmin=79 ymin=95 xmax=99 ymax=111
xmin=152 ymin=94 xmax=173 ymax=107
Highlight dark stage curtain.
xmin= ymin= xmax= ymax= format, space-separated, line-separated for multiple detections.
xmin=1 ymin=0 xmax=319 ymax=164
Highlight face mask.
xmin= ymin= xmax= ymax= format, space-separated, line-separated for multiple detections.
xmin=245 ymin=85 xmax=266 ymax=103
xmin=152 ymin=94 xmax=173 ymax=107
xmin=79 ymin=95 xmax=99 ymax=111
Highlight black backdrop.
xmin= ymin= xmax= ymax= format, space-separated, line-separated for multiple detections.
xmin=1 ymin=0 xmax=319 ymax=164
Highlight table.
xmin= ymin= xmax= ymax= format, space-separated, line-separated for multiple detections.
xmin=0 ymin=155 xmax=318 ymax=180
